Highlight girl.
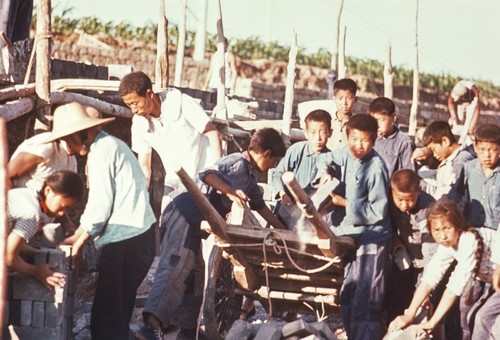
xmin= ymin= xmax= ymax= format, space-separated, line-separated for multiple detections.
xmin=387 ymin=199 xmax=495 ymax=340
xmin=6 ymin=170 xmax=84 ymax=290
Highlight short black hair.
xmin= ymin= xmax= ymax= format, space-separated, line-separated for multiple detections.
xmin=38 ymin=170 xmax=84 ymax=202
xmin=391 ymin=169 xmax=420 ymax=193
xmin=369 ymin=97 xmax=395 ymax=116
xmin=249 ymin=128 xmax=286 ymax=158
xmin=474 ymin=124 xmax=500 ymax=145
xmin=119 ymin=71 xmax=153 ymax=97
xmin=346 ymin=114 xmax=378 ymax=143
xmin=305 ymin=109 xmax=332 ymax=131
xmin=422 ymin=121 xmax=456 ymax=146
xmin=333 ymin=78 xmax=357 ymax=97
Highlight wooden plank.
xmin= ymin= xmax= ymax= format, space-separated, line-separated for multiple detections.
xmin=256 ymin=287 xmax=338 ymax=306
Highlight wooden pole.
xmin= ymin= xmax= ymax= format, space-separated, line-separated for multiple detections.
xmin=337 ymin=26 xmax=347 ymax=80
xmin=282 ymin=32 xmax=298 ymax=142
xmin=155 ymin=0 xmax=169 ymax=90
xmin=384 ymin=40 xmax=394 ymax=99
xmin=0 ymin=97 xmax=36 ymax=121
xmin=193 ymin=0 xmax=208 ymax=62
xmin=50 ymin=92 xmax=133 ymax=118
xmin=0 ymin=119 xmax=8 ymax=334
xmin=408 ymin=0 xmax=420 ymax=136
xmin=173 ymin=0 xmax=187 ymax=87
xmin=34 ymin=0 xmax=52 ymax=131
xmin=330 ymin=0 xmax=345 ymax=72
xmin=213 ymin=0 xmax=227 ymax=120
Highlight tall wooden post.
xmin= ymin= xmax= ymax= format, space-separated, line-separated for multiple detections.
xmin=155 ymin=0 xmax=169 ymax=90
xmin=193 ymin=0 xmax=208 ymax=62
xmin=213 ymin=0 xmax=227 ymax=120
xmin=337 ymin=26 xmax=347 ymax=80
xmin=173 ymin=0 xmax=187 ymax=87
xmin=282 ymin=32 xmax=298 ymax=144
xmin=330 ymin=0 xmax=345 ymax=72
xmin=384 ymin=40 xmax=394 ymax=99
xmin=35 ymin=0 xmax=52 ymax=131
xmin=408 ymin=0 xmax=420 ymax=136
xmin=0 ymin=119 xmax=8 ymax=335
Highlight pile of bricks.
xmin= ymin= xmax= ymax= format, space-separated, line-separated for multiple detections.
xmin=4 ymin=247 xmax=74 ymax=339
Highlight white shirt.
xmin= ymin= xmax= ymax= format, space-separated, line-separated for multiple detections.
xmin=131 ymin=89 xmax=214 ymax=190
xmin=10 ymin=132 xmax=77 ymax=192
xmin=421 ymin=228 xmax=495 ymax=296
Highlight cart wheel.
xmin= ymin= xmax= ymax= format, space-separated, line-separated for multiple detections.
xmin=203 ymin=246 xmax=243 ymax=340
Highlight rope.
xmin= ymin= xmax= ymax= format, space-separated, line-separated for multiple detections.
xmin=23 ymin=32 xmax=53 ymax=86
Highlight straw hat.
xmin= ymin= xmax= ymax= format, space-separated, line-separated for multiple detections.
xmin=450 ymin=82 xmax=467 ymax=102
xmin=44 ymin=102 xmax=115 ymax=143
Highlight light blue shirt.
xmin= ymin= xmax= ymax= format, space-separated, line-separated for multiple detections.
xmin=449 ymin=158 xmax=499 ymax=230
xmin=272 ymin=141 xmax=330 ymax=197
xmin=80 ymin=131 xmax=156 ymax=248
xmin=373 ymin=126 xmax=415 ymax=179
xmin=318 ymin=146 xmax=391 ymax=244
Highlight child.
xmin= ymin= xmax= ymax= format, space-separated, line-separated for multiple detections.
xmin=136 ymin=128 xmax=287 ymax=339
xmin=449 ymin=124 xmax=499 ymax=230
xmin=7 ymin=170 xmax=83 ymax=289
xmin=386 ymin=169 xmax=436 ymax=322
xmin=387 ymin=199 xmax=496 ymax=340
xmin=413 ymin=121 xmax=476 ymax=199
xmin=272 ymin=109 xmax=332 ymax=205
xmin=327 ymin=78 xmax=357 ymax=150
xmin=369 ymin=97 xmax=415 ymax=179
xmin=317 ymin=113 xmax=391 ymax=340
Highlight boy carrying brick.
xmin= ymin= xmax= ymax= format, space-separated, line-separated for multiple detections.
xmin=136 ymin=128 xmax=286 ymax=340
xmin=317 ymin=114 xmax=391 ymax=340
xmin=369 ymin=97 xmax=415 ymax=179
xmin=328 ymin=78 xmax=358 ymax=150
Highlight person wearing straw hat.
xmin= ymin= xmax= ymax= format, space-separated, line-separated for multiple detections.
xmin=448 ymin=80 xmax=481 ymax=136
xmin=49 ymin=102 xmax=156 ymax=340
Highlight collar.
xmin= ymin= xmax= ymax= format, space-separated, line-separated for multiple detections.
xmin=378 ymin=125 xmax=399 ymax=140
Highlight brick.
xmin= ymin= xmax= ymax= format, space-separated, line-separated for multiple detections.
xmin=33 ymin=248 xmax=49 ymax=265
xmin=32 ymin=301 xmax=45 ymax=327
xmin=47 ymin=248 xmax=66 ymax=273
xmin=97 ymin=66 xmax=108 ymax=80
xmin=254 ymin=324 xmax=282 ymax=340
xmin=8 ymin=300 xmax=21 ymax=325
xmin=45 ymin=302 xmax=63 ymax=327
xmin=299 ymin=335 xmax=322 ymax=340
xmin=282 ymin=319 xmax=320 ymax=338
xmin=20 ymin=300 xmax=32 ymax=326
xmin=8 ymin=325 xmax=61 ymax=339
xmin=311 ymin=321 xmax=336 ymax=340
xmin=12 ymin=273 xmax=56 ymax=302
xmin=225 ymin=320 xmax=252 ymax=340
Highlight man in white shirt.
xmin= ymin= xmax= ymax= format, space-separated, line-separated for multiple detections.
xmin=119 ymin=71 xmax=223 ymax=212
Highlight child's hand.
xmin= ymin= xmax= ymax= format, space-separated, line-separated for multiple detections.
xmin=329 ymin=193 xmax=346 ymax=207
xmin=35 ymin=263 xmax=66 ymax=290
xmin=411 ymin=322 xmax=434 ymax=339
xmin=227 ymin=189 xmax=249 ymax=208
xmin=411 ymin=147 xmax=431 ymax=163
xmin=388 ymin=314 xmax=413 ymax=333
xmin=279 ymin=191 xmax=292 ymax=206
xmin=318 ymin=173 xmax=333 ymax=185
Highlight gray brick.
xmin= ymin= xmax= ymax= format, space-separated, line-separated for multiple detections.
xmin=8 ymin=325 xmax=61 ymax=339
xmin=47 ymin=248 xmax=66 ymax=273
xmin=311 ymin=321 xmax=337 ymax=340
xmin=32 ymin=301 xmax=45 ymax=327
xmin=299 ymin=335 xmax=321 ymax=340
xmin=254 ymin=324 xmax=282 ymax=340
xmin=12 ymin=273 xmax=56 ymax=302
xmin=20 ymin=300 xmax=32 ymax=326
xmin=45 ymin=302 xmax=63 ymax=327
xmin=225 ymin=319 xmax=252 ymax=340
xmin=33 ymin=249 xmax=49 ymax=265
xmin=8 ymin=300 xmax=21 ymax=325
xmin=282 ymin=319 xmax=320 ymax=338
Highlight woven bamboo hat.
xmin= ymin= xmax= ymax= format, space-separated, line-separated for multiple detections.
xmin=44 ymin=102 xmax=115 ymax=143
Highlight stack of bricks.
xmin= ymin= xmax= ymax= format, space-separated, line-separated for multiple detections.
xmin=4 ymin=246 xmax=74 ymax=339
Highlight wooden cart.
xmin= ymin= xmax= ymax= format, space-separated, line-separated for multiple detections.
xmin=175 ymin=168 xmax=355 ymax=340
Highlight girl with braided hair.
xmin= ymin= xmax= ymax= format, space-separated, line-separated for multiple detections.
xmin=387 ymin=199 xmax=495 ymax=340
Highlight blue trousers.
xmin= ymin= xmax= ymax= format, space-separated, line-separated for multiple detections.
xmin=340 ymin=238 xmax=390 ymax=340
xmin=7 ymin=0 xmax=32 ymax=42
xmin=470 ymin=287 xmax=500 ymax=340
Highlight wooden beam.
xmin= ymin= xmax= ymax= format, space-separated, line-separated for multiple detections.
xmin=0 ymin=119 xmax=8 ymax=334
xmin=35 ymin=0 xmax=52 ymax=130
xmin=0 ymin=97 xmax=35 ymax=121
xmin=282 ymin=32 xmax=297 ymax=141
xmin=50 ymin=92 xmax=133 ymax=118
xmin=155 ymin=0 xmax=169 ymax=90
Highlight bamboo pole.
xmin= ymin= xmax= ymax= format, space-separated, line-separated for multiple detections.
xmin=50 ymin=92 xmax=133 ymax=118
xmin=330 ymin=0 xmax=345 ymax=72
xmin=173 ymin=0 xmax=187 ymax=87
xmin=0 ymin=119 xmax=8 ymax=334
xmin=384 ymin=40 xmax=394 ymax=99
xmin=408 ymin=0 xmax=420 ymax=136
xmin=0 ymin=83 xmax=36 ymax=103
xmin=0 ymin=97 xmax=35 ymax=121
xmin=155 ymin=0 xmax=169 ymax=90
xmin=282 ymin=32 xmax=298 ymax=142
xmin=193 ymin=0 xmax=208 ymax=62
xmin=34 ymin=0 xmax=52 ymax=131
xmin=213 ymin=0 xmax=227 ymax=120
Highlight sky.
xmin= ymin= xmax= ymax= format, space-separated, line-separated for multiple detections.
xmin=48 ymin=0 xmax=500 ymax=86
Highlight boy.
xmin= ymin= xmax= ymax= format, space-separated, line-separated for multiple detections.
xmin=369 ymin=97 xmax=415 ymax=179
xmin=317 ymin=114 xmax=391 ymax=340
xmin=448 ymin=124 xmax=499 ymax=230
xmin=386 ymin=169 xmax=436 ymax=322
xmin=272 ymin=109 xmax=332 ymax=205
xmin=46 ymin=102 xmax=156 ymax=339
xmin=327 ymin=78 xmax=357 ymax=150
xmin=136 ymin=128 xmax=286 ymax=340
xmin=119 ymin=71 xmax=222 ymax=210
xmin=413 ymin=121 xmax=476 ymax=199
